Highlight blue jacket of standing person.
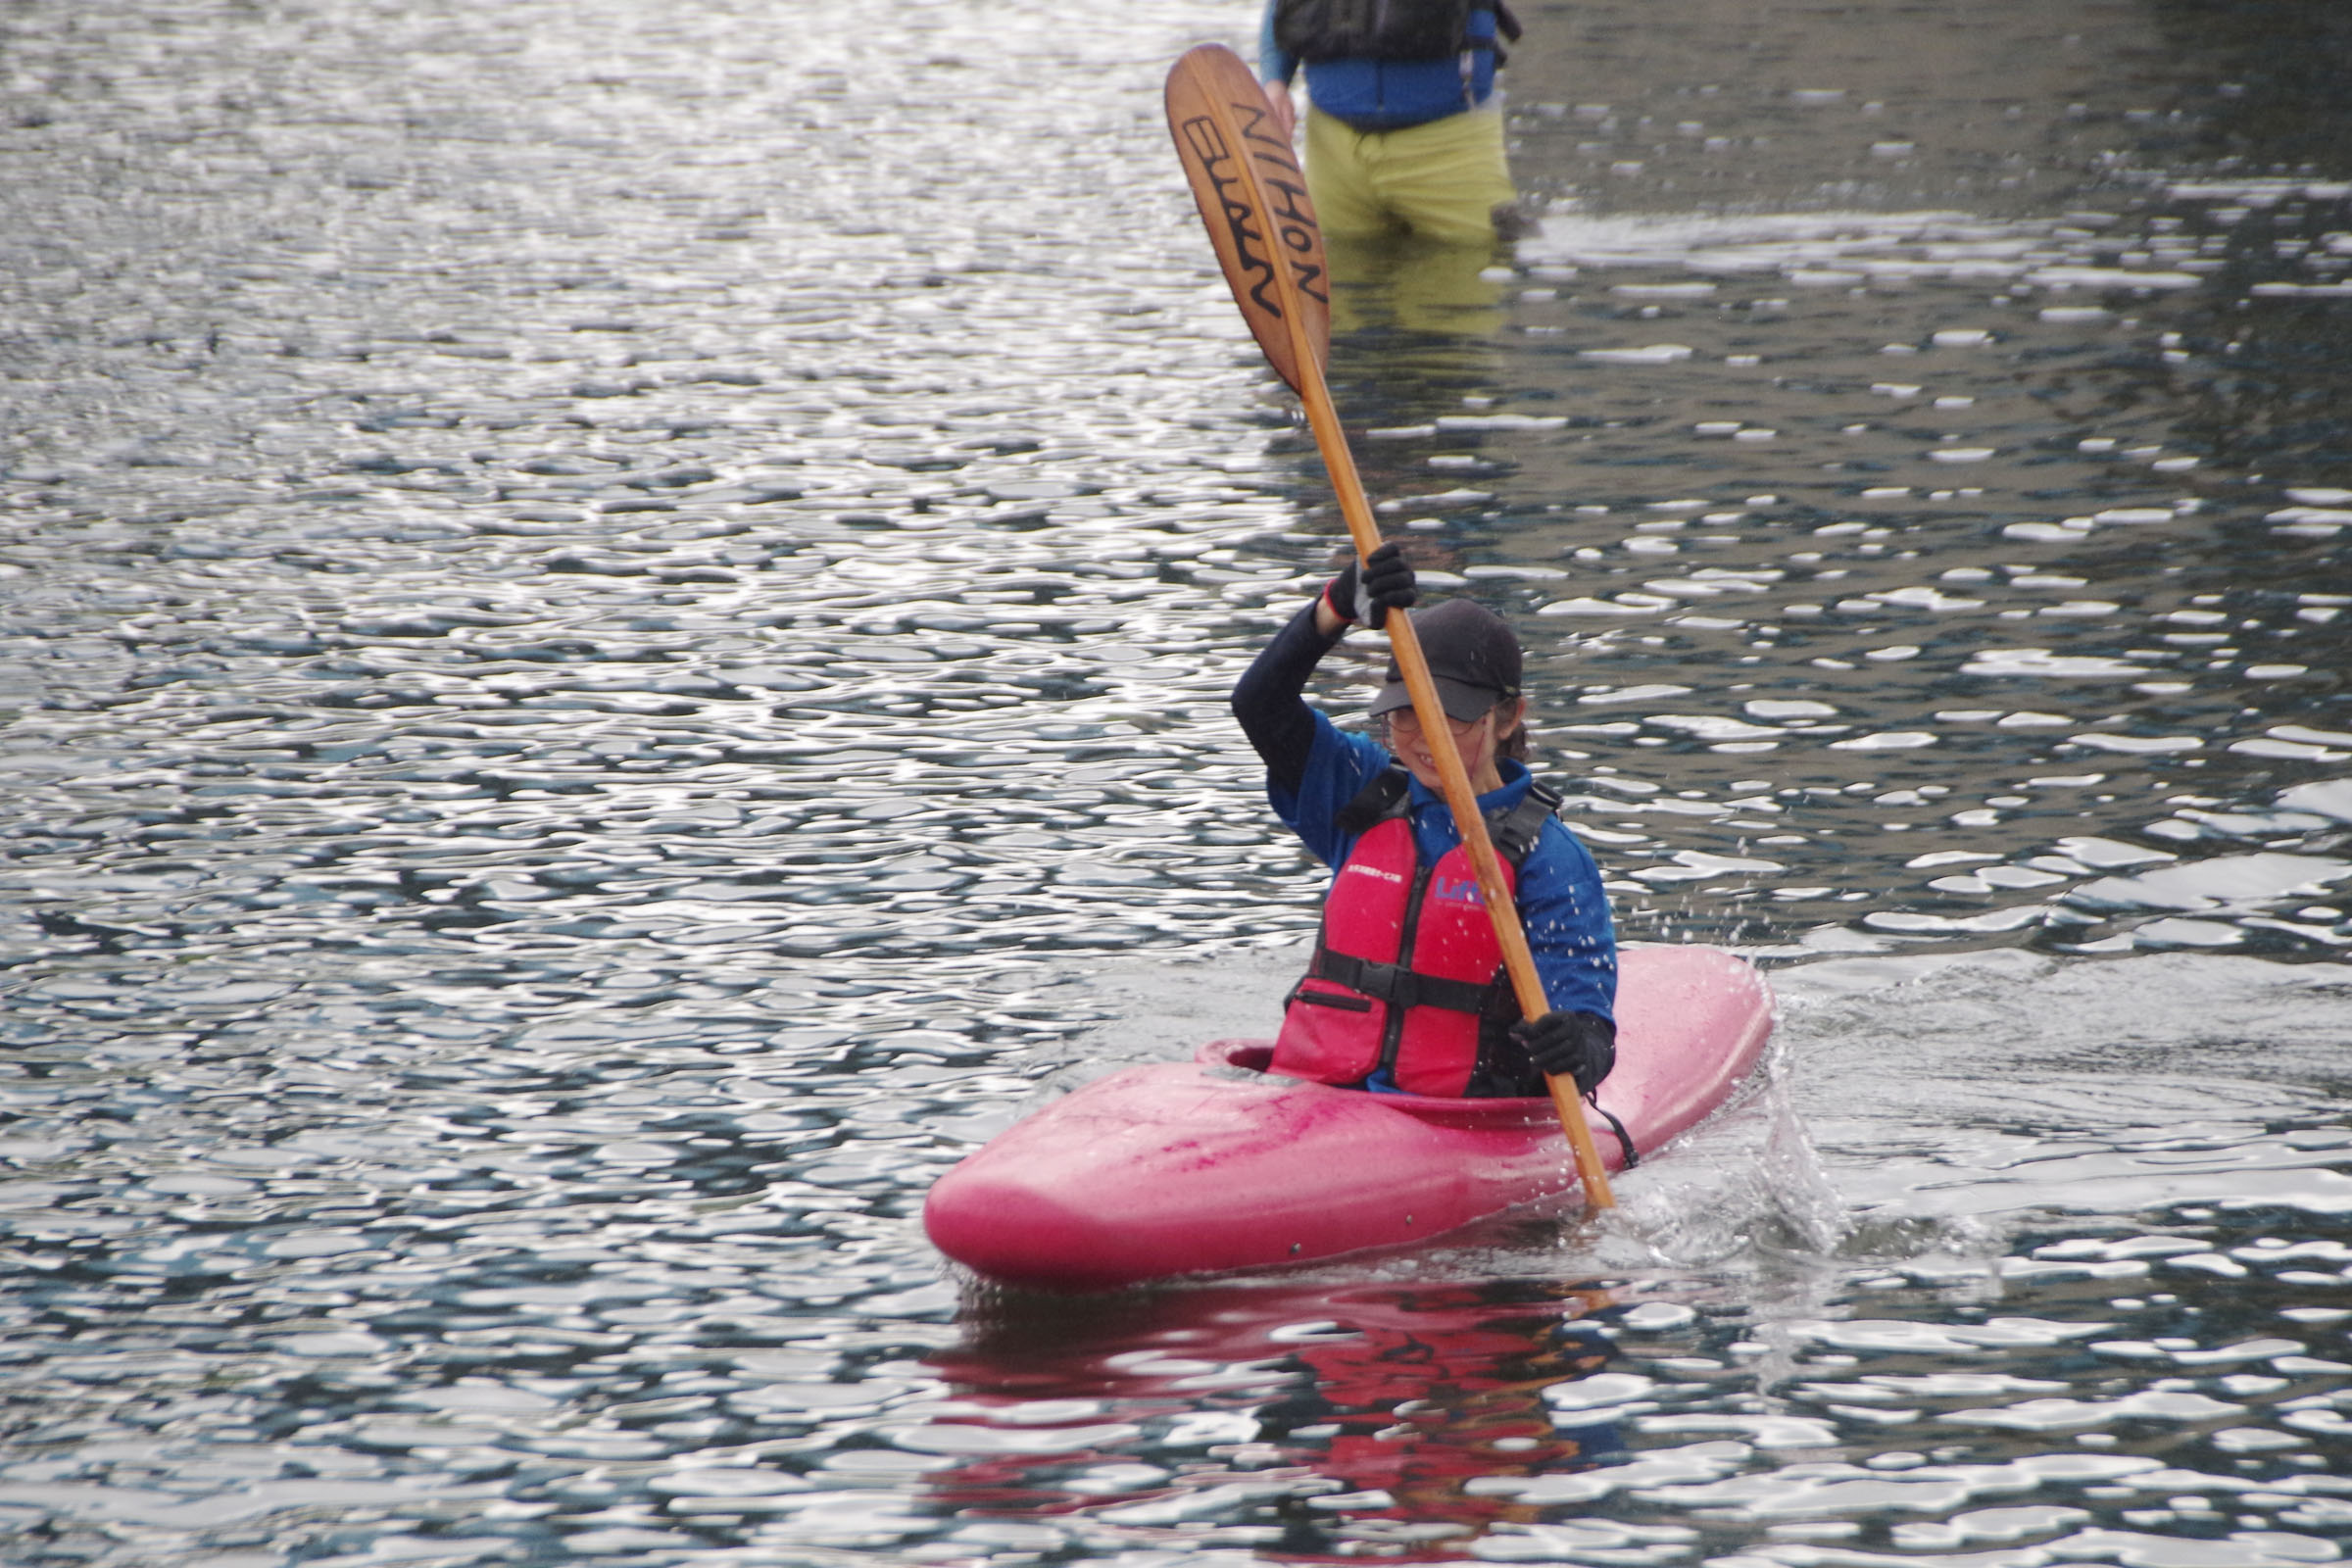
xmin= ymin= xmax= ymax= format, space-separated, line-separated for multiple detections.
xmin=1259 ymin=0 xmax=1503 ymax=132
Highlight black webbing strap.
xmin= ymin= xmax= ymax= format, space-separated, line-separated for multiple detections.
xmin=1340 ymin=768 xmax=1558 ymax=868
xmin=1334 ymin=765 xmax=1412 ymax=838
xmin=1590 ymin=1097 xmax=1638 ymax=1169
xmin=1486 ymin=779 xmax=1561 ymax=865
xmin=1310 ymin=949 xmax=1494 ymax=1015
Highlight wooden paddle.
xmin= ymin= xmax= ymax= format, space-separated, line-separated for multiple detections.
xmin=1164 ymin=43 xmax=1617 ymax=1209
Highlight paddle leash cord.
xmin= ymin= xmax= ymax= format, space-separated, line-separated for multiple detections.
xmin=1591 ymin=1097 xmax=1637 ymax=1170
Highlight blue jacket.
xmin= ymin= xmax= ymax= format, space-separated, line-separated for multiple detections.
xmin=1260 ymin=0 xmax=1501 ymax=131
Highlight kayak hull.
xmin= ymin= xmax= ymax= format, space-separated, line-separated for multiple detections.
xmin=923 ymin=945 xmax=1773 ymax=1291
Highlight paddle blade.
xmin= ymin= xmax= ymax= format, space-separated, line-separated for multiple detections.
xmin=1164 ymin=43 xmax=1330 ymax=395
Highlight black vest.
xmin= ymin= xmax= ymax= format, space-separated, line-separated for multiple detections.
xmin=1272 ymin=0 xmax=1521 ymax=64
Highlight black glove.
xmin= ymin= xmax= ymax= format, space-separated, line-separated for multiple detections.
xmin=1511 ymin=1010 xmax=1616 ymax=1097
xmin=1321 ymin=540 xmax=1417 ymax=629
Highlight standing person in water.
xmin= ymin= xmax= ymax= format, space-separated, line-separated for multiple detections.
xmin=1231 ymin=542 xmax=1616 ymax=1100
xmin=1257 ymin=0 xmax=1527 ymax=245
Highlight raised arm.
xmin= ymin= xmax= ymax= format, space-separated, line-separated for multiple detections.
xmin=1230 ymin=543 xmax=1416 ymax=795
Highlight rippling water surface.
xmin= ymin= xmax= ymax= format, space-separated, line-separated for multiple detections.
xmin=3 ymin=0 xmax=2350 ymax=1563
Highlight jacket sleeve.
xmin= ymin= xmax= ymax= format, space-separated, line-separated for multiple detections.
xmin=1466 ymin=6 xmax=1498 ymax=102
xmin=1231 ymin=599 xmax=1345 ymax=797
xmin=1516 ymin=824 xmax=1618 ymax=1025
xmin=1259 ymin=0 xmax=1297 ymax=84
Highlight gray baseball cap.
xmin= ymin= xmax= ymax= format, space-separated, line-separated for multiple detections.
xmin=1367 ymin=599 xmax=1522 ymax=722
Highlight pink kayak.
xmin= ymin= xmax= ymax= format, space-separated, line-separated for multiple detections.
xmin=924 ymin=945 xmax=1773 ymax=1291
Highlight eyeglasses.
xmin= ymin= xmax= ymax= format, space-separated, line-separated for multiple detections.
xmin=1386 ymin=707 xmax=1487 ymax=738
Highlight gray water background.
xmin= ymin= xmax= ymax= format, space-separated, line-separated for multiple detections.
xmin=3 ymin=0 xmax=2352 ymax=1563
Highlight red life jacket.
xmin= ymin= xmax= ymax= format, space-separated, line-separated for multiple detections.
xmin=1271 ymin=769 xmax=1557 ymax=1098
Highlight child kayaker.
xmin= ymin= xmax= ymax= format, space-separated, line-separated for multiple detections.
xmin=1231 ymin=542 xmax=1616 ymax=1100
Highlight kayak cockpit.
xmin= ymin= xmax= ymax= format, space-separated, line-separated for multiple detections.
xmin=1192 ymin=1038 xmax=1564 ymax=1130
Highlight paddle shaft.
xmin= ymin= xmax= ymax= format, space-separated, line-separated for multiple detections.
xmin=1163 ymin=45 xmax=1614 ymax=1206
xmin=1287 ymin=320 xmax=1616 ymax=1210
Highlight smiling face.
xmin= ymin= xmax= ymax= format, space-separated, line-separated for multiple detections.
xmin=1385 ymin=696 xmax=1526 ymax=795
